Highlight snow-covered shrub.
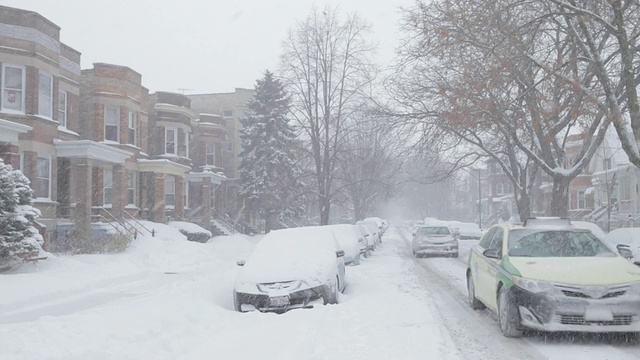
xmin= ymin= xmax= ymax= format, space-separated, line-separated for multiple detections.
xmin=0 ymin=159 xmax=43 ymax=270
xmin=168 ymin=221 xmax=212 ymax=243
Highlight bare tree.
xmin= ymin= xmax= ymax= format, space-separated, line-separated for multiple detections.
xmin=393 ymin=0 xmax=612 ymax=217
xmin=280 ymin=6 xmax=377 ymax=225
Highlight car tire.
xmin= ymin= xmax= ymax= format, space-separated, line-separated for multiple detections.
xmin=233 ymin=291 xmax=243 ymax=312
xmin=498 ymin=286 xmax=523 ymax=337
xmin=466 ymin=273 xmax=485 ymax=310
xmin=323 ymin=277 xmax=339 ymax=305
xmin=353 ymin=254 xmax=361 ymax=265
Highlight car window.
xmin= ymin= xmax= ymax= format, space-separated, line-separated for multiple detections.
xmin=508 ymin=229 xmax=616 ymax=257
xmin=417 ymin=226 xmax=450 ymax=235
xmin=479 ymin=228 xmax=497 ymax=248
xmin=487 ymin=228 xmax=504 ymax=252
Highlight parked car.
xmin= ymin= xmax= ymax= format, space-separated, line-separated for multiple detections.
xmin=572 ymin=221 xmax=607 ymax=240
xmin=467 ymin=218 xmax=640 ymax=337
xmin=357 ymin=220 xmax=381 ymax=247
xmin=326 ymin=224 xmax=365 ymax=265
xmin=363 ymin=217 xmax=385 ymax=236
xmin=604 ymin=228 xmax=640 ymax=264
xmin=356 ymin=223 xmax=375 ymax=254
xmin=412 ymin=225 xmax=459 ymax=257
xmin=233 ymin=226 xmax=346 ymax=313
xmin=446 ymin=221 xmax=484 ymax=240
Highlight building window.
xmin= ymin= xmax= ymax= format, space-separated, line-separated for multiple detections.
xmin=127 ymin=171 xmax=136 ymax=206
xmin=185 ymin=132 xmax=190 ymax=158
xmin=35 ymin=157 xmax=50 ymax=199
xmin=19 ymin=152 xmax=24 ymax=171
xmin=621 ymin=178 xmax=632 ymax=201
xmin=58 ymin=91 xmax=67 ymax=127
xmin=105 ymin=106 xmax=120 ymax=142
xmin=226 ymin=142 xmax=233 ymax=153
xmin=497 ymin=183 xmax=511 ymax=196
xmin=165 ymin=128 xmax=177 ymax=155
xmin=206 ymin=143 xmax=215 ymax=166
xmin=577 ymin=190 xmax=585 ymax=209
xmin=223 ymin=110 xmax=233 ymax=118
xmin=184 ymin=181 xmax=189 ymax=209
xmin=103 ymin=168 xmax=113 ymax=205
xmin=38 ymin=72 xmax=53 ymax=118
xmin=128 ymin=112 xmax=137 ymax=146
xmin=603 ymin=157 xmax=612 ymax=170
xmin=2 ymin=64 xmax=25 ymax=113
xmin=165 ymin=175 xmax=175 ymax=206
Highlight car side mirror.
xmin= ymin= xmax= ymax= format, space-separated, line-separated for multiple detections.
xmin=483 ymin=249 xmax=501 ymax=259
xmin=236 ymin=259 xmax=246 ymax=266
xmin=617 ymin=244 xmax=633 ymax=260
xmin=336 ymin=250 xmax=345 ymax=258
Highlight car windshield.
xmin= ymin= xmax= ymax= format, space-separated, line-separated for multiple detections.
xmin=417 ymin=227 xmax=450 ymax=235
xmin=508 ymin=229 xmax=616 ymax=257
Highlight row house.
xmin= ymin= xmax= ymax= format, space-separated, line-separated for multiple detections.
xmin=0 ymin=5 xmax=227 ymax=250
xmin=188 ymin=89 xmax=255 ymax=218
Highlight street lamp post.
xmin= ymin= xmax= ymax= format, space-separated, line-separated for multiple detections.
xmin=462 ymin=167 xmax=482 ymax=229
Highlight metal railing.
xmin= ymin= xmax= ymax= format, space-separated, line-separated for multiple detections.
xmin=123 ymin=211 xmax=154 ymax=237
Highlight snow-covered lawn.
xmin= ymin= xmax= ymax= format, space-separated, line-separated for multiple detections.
xmin=0 ymin=226 xmax=460 ymax=360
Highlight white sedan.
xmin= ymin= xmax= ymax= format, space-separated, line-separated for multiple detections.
xmin=233 ymin=226 xmax=346 ymax=312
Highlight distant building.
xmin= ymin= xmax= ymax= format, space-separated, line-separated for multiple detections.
xmin=188 ymin=88 xmax=255 ymax=217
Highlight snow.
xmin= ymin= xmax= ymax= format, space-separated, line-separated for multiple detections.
xmin=1 ymin=225 xmax=639 ymax=359
xmin=236 ymin=227 xmax=338 ymax=287
xmin=325 ymin=224 xmax=362 ymax=263
xmin=168 ymin=221 xmax=212 ymax=237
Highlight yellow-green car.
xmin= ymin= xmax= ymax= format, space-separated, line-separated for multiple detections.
xmin=466 ymin=218 xmax=640 ymax=337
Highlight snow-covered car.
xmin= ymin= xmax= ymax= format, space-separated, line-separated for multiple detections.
xmin=233 ymin=226 xmax=346 ymax=312
xmin=446 ymin=221 xmax=483 ymax=240
xmin=363 ymin=217 xmax=385 ymax=235
xmin=603 ymin=228 xmax=640 ymax=264
xmin=326 ymin=224 xmax=365 ymax=265
xmin=356 ymin=223 xmax=375 ymax=253
xmin=572 ymin=221 xmax=607 ymax=240
xmin=411 ymin=225 xmax=459 ymax=257
xmin=357 ymin=220 xmax=381 ymax=247
xmin=467 ymin=218 xmax=640 ymax=337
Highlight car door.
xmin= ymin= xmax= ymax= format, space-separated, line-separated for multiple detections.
xmin=470 ymin=227 xmax=497 ymax=304
xmin=480 ymin=228 xmax=504 ymax=311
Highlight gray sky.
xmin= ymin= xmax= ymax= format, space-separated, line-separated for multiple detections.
xmin=6 ymin=0 xmax=414 ymax=94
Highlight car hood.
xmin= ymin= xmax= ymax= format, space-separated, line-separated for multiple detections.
xmin=507 ymin=256 xmax=640 ymax=285
xmin=235 ymin=255 xmax=336 ymax=289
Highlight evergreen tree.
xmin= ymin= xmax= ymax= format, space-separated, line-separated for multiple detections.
xmin=239 ymin=70 xmax=302 ymax=232
xmin=0 ymin=159 xmax=43 ymax=270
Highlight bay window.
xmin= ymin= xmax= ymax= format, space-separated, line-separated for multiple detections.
xmin=38 ymin=72 xmax=53 ymax=118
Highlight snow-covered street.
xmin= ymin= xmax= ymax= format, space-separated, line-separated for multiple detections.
xmin=1 ymin=227 xmax=640 ymax=359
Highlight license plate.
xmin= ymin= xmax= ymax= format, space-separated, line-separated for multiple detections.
xmin=584 ymin=307 xmax=614 ymax=321
xmin=269 ymin=296 xmax=290 ymax=307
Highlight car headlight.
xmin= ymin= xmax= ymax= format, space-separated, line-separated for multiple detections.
xmin=512 ymin=276 xmax=557 ymax=294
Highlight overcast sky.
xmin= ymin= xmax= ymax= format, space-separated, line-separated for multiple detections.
xmin=6 ymin=0 xmax=415 ymax=94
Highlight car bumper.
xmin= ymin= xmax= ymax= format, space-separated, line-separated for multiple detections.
xmin=415 ymin=243 xmax=458 ymax=254
xmin=235 ymin=285 xmax=326 ymax=313
xmin=512 ymin=286 xmax=640 ymax=333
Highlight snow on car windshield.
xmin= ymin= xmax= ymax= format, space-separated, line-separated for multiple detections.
xmin=508 ymin=230 xmax=616 ymax=257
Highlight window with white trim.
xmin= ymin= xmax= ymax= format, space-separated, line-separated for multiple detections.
xmin=165 ymin=175 xmax=175 ymax=206
xmin=35 ymin=157 xmax=50 ymax=199
xmin=577 ymin=190 xmax=585 ymax=209
xmin=127 ymin=171 xmax=136 ymax=206
xmin=226 ymin=142 xmax=233 ymax=153
xmin=2 ymin=64 xmax=25 ymax=113
xmin=103 ymin=168 xmax=113 ymax=205
xmin=182 ymin=131 xmax=190 ymax=158
xmin=184 ymin=181 xmax=189 ymax=209
xmin=58 ymin=91 xmax=67 ymax=127
xmin=38 ymin=72 xmax=53 ymax=118
xmin=206 ymin=143 xmax=215 ymax=166
xmin=128 ymin=111 xmax=137 ymax=146
xmin=105 ymin=106 xmax=119 ymax=142
xmin=165 ymin=128 xmax=177 ymax=155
